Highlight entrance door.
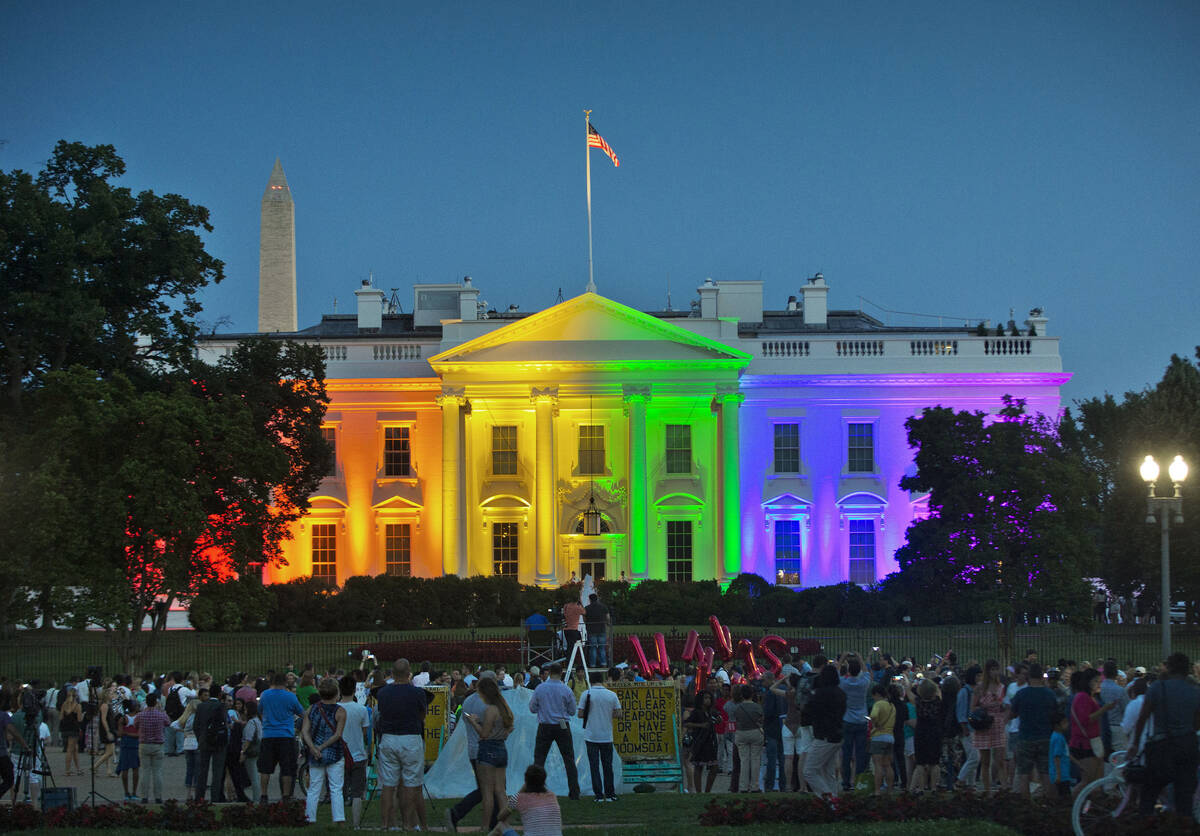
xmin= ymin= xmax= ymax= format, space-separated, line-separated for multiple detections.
xmin=579 ymin=548 xmax=606 ymax=580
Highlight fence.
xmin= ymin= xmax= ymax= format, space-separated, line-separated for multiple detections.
xmin=2 ymin=623 xmax=1197 ymax=684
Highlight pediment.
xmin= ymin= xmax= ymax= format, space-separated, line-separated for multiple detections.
xmin=429 ymin=292 xmax=751 ymax=370
xmin=371 ymin=481 xmax=424 ymax=509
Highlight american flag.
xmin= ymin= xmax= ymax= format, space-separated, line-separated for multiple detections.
xmin=587 ymin=122 xmax=620 ymax=167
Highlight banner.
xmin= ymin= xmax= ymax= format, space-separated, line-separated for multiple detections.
xmin=422 ymin=685 xmax=449 ymax=762
xmin=607 ymin=681 xmax=678 ymax=761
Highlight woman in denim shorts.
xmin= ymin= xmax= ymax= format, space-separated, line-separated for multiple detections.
xmin=463 ymin=677 xmax=513 ymax=833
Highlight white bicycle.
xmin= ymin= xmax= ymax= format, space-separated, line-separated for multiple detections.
xmin=1071 ymin=750 xmax=1136 ymax=836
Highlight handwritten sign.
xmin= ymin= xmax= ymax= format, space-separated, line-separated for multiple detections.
xmin=607 ymin=681 xmax=678 ymax=761
xmin=422 ymin=685 xmax=449 ymax=762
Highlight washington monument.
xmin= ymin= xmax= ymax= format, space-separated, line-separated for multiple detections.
xmin=258 ymin=159 xmax=297 ymax=332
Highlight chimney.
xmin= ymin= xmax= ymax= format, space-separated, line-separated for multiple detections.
xmin=355 ymin=279 xmax=385 ymax=330
xmin=801 ymin=272 xmax=828 ymax=327
xmin=458 ymin=276 xmax=480 ymax=321
xmin=1024 ymin=307 xmax=1048 ymax=337
xmin=786 ymin=295 xmax=799 ymax=313
xmin=698 ymin=277 xmax=718 ymax=318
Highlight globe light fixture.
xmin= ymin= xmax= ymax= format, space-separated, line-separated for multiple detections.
xmin=1141 ymin=453 xmax=1188 ymax=657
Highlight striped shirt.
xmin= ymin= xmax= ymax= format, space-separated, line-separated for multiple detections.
xmin=132 ymin=707 xmax=170 ymax=744
xmin=508 ymin=792 xmax=562 ymax=836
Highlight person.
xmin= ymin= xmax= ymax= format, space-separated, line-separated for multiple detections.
xmin=954 ymin=666 xmax=981 ymax=790
xmin=301 ymin=678 xmax=347 ymax=824
xmin=116 ymin=699 xmax=141 ymax=801
xmin=578 ymin=669 xmax=622 ymax=801
xmin=192 ymin=680 xmax=227 ymax=803
xmin=909 ymin=677 xmax=943 ymax=793
xmin=489 ymin=764 xmax=562 ymax=836
xmin=224 ymin=696 xmax=252 ymax=802
xmin=238 ymin=701 xmax=262 ymax=801
xmin=412 ymin=662 xmax=432 ymax=689
xmin=1098 ymin=660 xmax=1129 ymax=754
xmin=731 ymin=684 xmax=763 ymax=792
xmin=1009 ymin=662 xmax=1057 ymax=799
xmin=257 ymin=671 xmax=305 ymax=803
xmin=1068 ymin=668 xmax=1115 ymax=797
xmin=336 ymin=675 xmax=371 ymax=829
xmin=60 ymin=687 xmax=84 ymax=776
xmin=867 ymin=684 xmax=895 ymax=795
xmin=584 ymin=593 xmax=609 ymax=667
xmin=446 ymin=671 xmax=501 ymax=833
xmin=131 ymin=692 xmax=169 ymax=803
xmin=1048 ymin=712 xmax=1070 ymax=798
xmin=761 ymin=674 xmax=786 ymax=791
xmin=684 ymin=689 xmax=718 ymax=793
xmin=93 ymin=682 xmax=118 ymax=777
xmin=162 ymin=671 xmax=193 ymax=756
xmin=802 ymin=664 xmax=846 ymax=797
xmin=563 ymin=598 xmax=585 ymax=657
xmin=0 ymin=695 xmax=29 ymax=802
xmin=44 ymin=681 xmax=60 ymax=749
xmin=1130 ymin=652 xmax=1200 ymax=817
xmin=887 ymin=682 xmax=910 ymax=791
xmin=463 ymin=676 xmax=514 ymax=835
xmin=296 ymin=672 xmax=319 ymax=709
xmin=970 ymin=660 xmax=1008 ymax=794
xmin=1002 ymin=663 xmax=1029 ymax=791
xmin=171 ymin=689 xmax=204 ymax=799
xmin=375 ymin=658 xmax=429 ymax=831
xmin=529 ymin=663 xmax=581 ymax=800
xmin=838 ymin=653 xmax=871 ymax=792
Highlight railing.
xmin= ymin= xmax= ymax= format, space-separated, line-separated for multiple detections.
xmin=322 ymin=345 xmax=348 ymax=361
xmin=761 ymin=340 xmax=810 ymax=358
xmin=836 ymin=340 xmax=885 ymax=357
xmin=910 ymin=340 xmax=958 ymax=356
xmin=984 ymin=338 xmax=1032 ymax=355
xmin=373 ymin=344 xmax=423 ymax=361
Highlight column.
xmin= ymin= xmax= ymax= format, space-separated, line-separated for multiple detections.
xmin=716 ymin=390 xmax=745 ymax=580
xmin=437 ymin=389 xmax=466 ymax=577
xmin=624 ymin=386 xmax=650 ymax=579
xmin=532 ymin=387 xmax=558 ymax=585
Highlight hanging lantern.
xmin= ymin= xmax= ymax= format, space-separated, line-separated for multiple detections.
xmin=583 ymin=494 xmax=602 ymax=536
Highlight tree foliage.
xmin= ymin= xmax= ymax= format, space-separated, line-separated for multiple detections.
xmin=0 ymin=143 xmax=329 ymax=665
xmin=1076 ymin=351 xmax=1200 ymax=613
xmin=896 ymin=397 xmax=1100 ymax=659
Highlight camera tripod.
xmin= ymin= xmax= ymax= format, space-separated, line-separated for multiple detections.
xmin=84 ymin=709 xmax=116 ymax=806
xmin=13 ymin=726 xmax=55 ymax=806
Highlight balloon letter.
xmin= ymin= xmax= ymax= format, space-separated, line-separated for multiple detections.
xmin=736 ymin=638 xmax=763 ymax=679
xmin=628 ymin=634 xmax=653 ymax=678
xmin=681 ymin=630 xmax=702 ymax=662
xmin=757 ymin=635 xmax=787 ymax=676
xmin=709 ymin=615 xmax=734 ymax=660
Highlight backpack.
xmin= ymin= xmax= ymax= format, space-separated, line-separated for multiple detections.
xmin=165 ymin=686 xmax=184 ymax=720
xmin=204 ymin=703 xmax=228 ymax=749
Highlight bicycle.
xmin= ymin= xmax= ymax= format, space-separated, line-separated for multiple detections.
xmin=1072 ymin=750 xmax=1135 ymax=836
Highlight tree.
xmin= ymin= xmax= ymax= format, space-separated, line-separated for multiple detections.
xmin=1077 ymin=351 xmax=1200 ymax=619
xmin=897 ymin=397 xmax=1100 ymax=662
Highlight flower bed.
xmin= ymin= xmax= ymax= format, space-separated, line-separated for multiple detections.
xmin=698 ymin=792 xmax=1200 ymax=835
xmin=0 ymin=799 xmax=308 ymax=831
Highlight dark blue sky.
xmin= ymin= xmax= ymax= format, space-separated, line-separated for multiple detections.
xmin=5 ymin=1 xmax=1199 ymax=404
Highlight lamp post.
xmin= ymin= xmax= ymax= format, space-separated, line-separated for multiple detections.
xmin=1139 ymin=454 xmax=1188 ymax=658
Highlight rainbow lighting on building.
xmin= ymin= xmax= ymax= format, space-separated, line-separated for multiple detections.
xmin=197 ymin=164 xmax=1068 ymax=590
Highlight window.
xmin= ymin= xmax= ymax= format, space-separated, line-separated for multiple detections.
xmin=848 ymin=519 xmax=876 ymax=585
xmin=775 ymin=520 xmax=802 ymax=585
xmin=311 ymin=523 xmax=337 ymax=586
xmin=492 ymin=522 xmax=519 ymax=576
xmin=322 ymin=427 xmax=337 ymax=477
xmin=383 ymin=426 xmax=412 ymax=477
xmin=773 ymin=423 xmax=800 ymax=473
xmin=579 ymin=425 xmax=605 ymax=475
xmin=385 ymin=523 xmax=411 ymax=577
xmin=492 ymin=426 xmax=518 ymax=475
xmin=848 ymin=422 xmax=875 ymax=473
xmin=666 ymin=520 xmax=693 ymax=582
xmin=665 ymin=425 xmax=691 ymax=474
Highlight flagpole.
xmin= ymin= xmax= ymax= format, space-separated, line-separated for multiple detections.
xmin=585 ymin=109 xmax=596 ymax=293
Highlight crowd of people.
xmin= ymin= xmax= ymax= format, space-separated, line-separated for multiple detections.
xmin=1 ymin=640 xmax=1198 ymax=831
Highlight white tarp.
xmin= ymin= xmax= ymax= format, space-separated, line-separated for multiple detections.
xmin=423 ymin=686 xmax=628 ymax=798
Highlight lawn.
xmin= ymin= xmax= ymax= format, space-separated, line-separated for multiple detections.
xmin=5 ymin=621 xmax=1192 ymax=683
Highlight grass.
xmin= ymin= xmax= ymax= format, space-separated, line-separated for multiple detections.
xmin=5 ymin=621 xmax=1194 ymax=683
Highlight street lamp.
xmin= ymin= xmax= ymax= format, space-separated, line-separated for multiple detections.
xmin=1140 ymin=454 xmax=1188 ymax=658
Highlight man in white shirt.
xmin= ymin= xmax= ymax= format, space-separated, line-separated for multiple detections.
xmin=1002 ymin=662 xmax=1029 ymax=790
xmin=411 ymin=662 xmax=432 ymax=689
xmin=338 ymin=675 xmax=372 ymax=829
xmin=496 ymin=666 xmax=515 ymax=690
xmin=579 ymin=670 xmax=623 ymax=801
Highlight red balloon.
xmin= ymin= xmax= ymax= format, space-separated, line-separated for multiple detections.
xmin=736 ymin=638 xmax=763 ymax=679
xmin=757 ymin=635 xmax=788 ymax=675
xmin=651 ymin=632 xmax=671 ymax=678
xmin=628 ymin=631 xmax=672 ymax=678
xmin=628 ymin=634 xmax=653 ymax=679
xmin=681 ymin=629 xmax=702 ymax=662
xmin=709 ymin=615 xmax=734 ymax=660
xmin=695 ymin=647 xmax=715 ymax=693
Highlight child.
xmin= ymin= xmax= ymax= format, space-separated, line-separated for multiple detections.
xmin=1048 ymin=712 xmax=1071 ymax=798
xmin=116 ymin=699 xmax=141 ymax=801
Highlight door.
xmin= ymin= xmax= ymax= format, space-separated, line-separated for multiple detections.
xmin=579 ymin=548 xmax=606 ymax=581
